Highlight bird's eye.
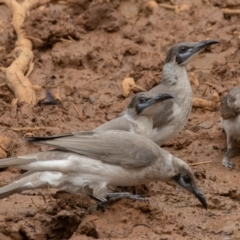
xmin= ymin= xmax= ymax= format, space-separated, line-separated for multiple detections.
xmin=179 ymin=46 xmax=188 ymax=53
xmin=139 ymin=96 xmax=146 ymax=103
xmin=183 ymin=175 xmax=191 ymax=184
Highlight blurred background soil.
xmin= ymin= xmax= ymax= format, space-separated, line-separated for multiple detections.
xmin=0 ymin=0 xmax=240 ymax=239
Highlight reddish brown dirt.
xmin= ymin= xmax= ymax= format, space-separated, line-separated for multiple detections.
xmin=0 ymin=0 xmax=240 ymax=239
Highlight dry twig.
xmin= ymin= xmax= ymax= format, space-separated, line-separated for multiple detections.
xmin=159 ymin=3 xmax=190 ymax=13
xmin=189 ymin=161 xmax=212 ymax=166
xmin=10 ymin=127 xmax=50 ymax=131
xmin=205 ymin=81 xmax=227 ymax=94
xmin=222 ymin=8 xmax=240 ymax=15
xmin=31 ymin=198 xmax=38 ymax=209
xmin=72 ymin=103 xmax=84 ymax=121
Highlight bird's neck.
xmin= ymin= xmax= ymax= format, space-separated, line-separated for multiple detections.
xmin=125 ymin=110 xmax=153 ymax=138
xmin=161 ymin=63 xmax=189 ymax=86
xmin=161 ymin=62 xmax=192 ymax=104
xmin=161 ymin=62 xmax=193 ymax=123
xmin=144 ymin=149 xmax=176 ymax=181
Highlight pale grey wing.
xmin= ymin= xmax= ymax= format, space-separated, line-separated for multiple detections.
xmin=148 ymin=84 xmax=175 ymax=128
xmin=33 ymin=131 xmax=160 ymax=168
xmin=220 ymin=87 xmax=240 ymax=119
xmin=94 ymin=116 xmax=132 ymax=132
xmin=0 ymin=151 xmax=71 ymax=167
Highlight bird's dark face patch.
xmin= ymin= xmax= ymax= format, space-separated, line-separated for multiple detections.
xmin=165 ymin=43 xmax=192 ymax=64
xmin=135 ymin=94 xmax=151 ymax=114
xmin=175 ymin=45 xmax=193 ymax=64
xmin=173 ymin=172 xmax=207 ymax=209
xmin=128 ymin=93 xmax=148 ymax=110
xmin=138 ymin=95 xmax=148 ymax=104
xmin=128 ymin=93 xmax=173 ymax=115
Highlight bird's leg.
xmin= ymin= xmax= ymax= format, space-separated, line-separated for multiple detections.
xmin=87 ymin=193 xmax=107 ymax=203
xmin=86 ymin=194 xmax=108 ymax=211
xmin=222 ymin=138 xmax=234 ymax=168
xmin=93 ymin=192 xmax=147 ymax=210
xmin=106 ymin=192 xmax=146 ymax=201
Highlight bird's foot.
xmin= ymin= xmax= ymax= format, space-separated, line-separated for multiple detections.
xmin=95 ymin=192 xmax=147 ymax=211
xmin=222 ymin=157 xmax=234 ymax=169
xmin=106 ymin=192 xmax=146 ymax=201
xmin=96 ymin=201 xmax=107 ymax=211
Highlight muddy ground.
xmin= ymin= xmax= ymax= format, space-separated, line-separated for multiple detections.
xmin=0 ymin=0 xmax=240 ymax=239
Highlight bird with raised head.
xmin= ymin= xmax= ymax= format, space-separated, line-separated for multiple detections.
xmin=149 ymin=40 xmax=220 ymax=146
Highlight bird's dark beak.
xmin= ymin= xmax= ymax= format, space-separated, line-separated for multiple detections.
xmin=191 ymin=186 xmax=208 ymax=210
xmin=191 ymin=39 xmax=220 ymax=55
xmin=178 ymin=39 xmax=219 ymax=65
xmin=136 ymin=94 xmax=173 ymax=114
xmin=149 ymin=93 xmax=174 ymax=105
xmin=173 ymin=175 xmax=207 ymax=210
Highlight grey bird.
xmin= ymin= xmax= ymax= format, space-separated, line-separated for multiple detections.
xmin=30 ymin=92 xmax=172 ymax=142
xmin=95 ymin=92 xmax=173 ymax=139
xmin=0 ymin=130 xmax=207 ymax=209
xmin=148 ymin=40 xmax=219 ymax=146
xmin=220 ymin=86 xmax=240 ymax=168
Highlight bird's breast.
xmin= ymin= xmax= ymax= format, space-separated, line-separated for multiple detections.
xmin=222 ymin=115 xmax=240 ymax=142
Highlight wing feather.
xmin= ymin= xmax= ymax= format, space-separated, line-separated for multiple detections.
xmin=25 ymin=131 xmax=160 ymax=168
xmin=148 ymin=84 xmax=175 ymax=128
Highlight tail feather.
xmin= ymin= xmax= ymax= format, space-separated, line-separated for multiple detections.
xmin=0 ymin=157 xmax=35 ymax=168
xmin=24 ymin=133 xmax=73 ymax=142
xmin=0 ymin=151 xmax=71 ymax=169
xmin=24 ymin=131 xmax=93 ymax=143
xmin=0 ymin=172 xmax=48 ymax=199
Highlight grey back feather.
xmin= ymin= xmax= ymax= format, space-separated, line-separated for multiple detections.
xmin=94 ymin=116 xmax=133 ymax=132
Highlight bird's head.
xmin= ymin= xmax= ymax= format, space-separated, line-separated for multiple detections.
xmin=171 ymin=157 xmax=207 ymax=209
xmin=128 ymin=92 xmax=173 ymax=116
xmin=165 ymin=40 xmax=219 ymax=66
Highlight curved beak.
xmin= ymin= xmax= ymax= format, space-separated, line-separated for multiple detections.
xmin=191 ymin=39 xmax=220 ymax=55
xmin=179 ymin=39 xmax=220 ymax=65
xmin=149 ymin=93 xmax=174 ymax=104
xmin=191 ymin=187 xmax=208 ymax=210
xmin=173 ymin=175 xmax=207 ymax=210
xmin=136 ymin=93 xmax=173 ymax=114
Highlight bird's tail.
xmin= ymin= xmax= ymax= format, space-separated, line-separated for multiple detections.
xmin=0 ymin=171 xmax=48 ymax=199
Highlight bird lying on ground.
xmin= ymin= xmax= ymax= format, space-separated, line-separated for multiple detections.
xmin=0 ymin=130 xmax=207 ymax=209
